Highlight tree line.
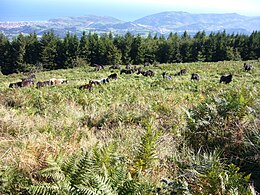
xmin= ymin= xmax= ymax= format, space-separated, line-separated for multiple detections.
xmin=0 ymin=30 xmax=260 ymax=74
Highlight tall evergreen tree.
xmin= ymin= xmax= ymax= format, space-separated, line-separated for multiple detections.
xmin=156 ymin=35 xmax=169 ymax=63
xmin=143 ymin=33 xmax=158 ymax=64
xmin=88 ymin=33 xmax=101 ymax=65
xmin=101 ymin=32 xmax=122 ymax=65
xmin=10 ymin=33 xmax=27 ymax=72
xmin=24 ymin=32 xmax=40 ymax=65
xmin=40 ymin=31 xmax=59 ymax=70
xmin=78 ymin=31 xmax=90 ymax=63
xmin=192 ymin=31 xmax=206 ymax=62
xmin=0 ymin=33 xmax=11 ymax=74
xmin=248 ymin=31 xmax=260 ymax=59
xmin=204 ymin=32 xmax=216 ymax=62
xmin=130 ymin=34 xmax=144 ymax=64
xmin=167 ymin=32 xmax=182 ymax=63
xmin=113 ymin=32 xmax=133 ymax=64
xmin=61 ymin=32 xmax=79 ymax=68
xmin=180 ymin=31 xmax=192 ymax=62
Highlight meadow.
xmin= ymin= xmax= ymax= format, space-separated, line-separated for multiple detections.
xmin=0 ymin=61 xmax=259 ymax=194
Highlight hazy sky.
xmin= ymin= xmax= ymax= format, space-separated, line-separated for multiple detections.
xmin=1 ymin=0 xmax=260 ymax=21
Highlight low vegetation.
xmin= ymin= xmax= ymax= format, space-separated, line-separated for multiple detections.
xmin=0 ymin=60 xmax=259 ymax=194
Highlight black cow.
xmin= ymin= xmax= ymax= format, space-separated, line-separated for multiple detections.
xmin=144 ymin=62 xmax=151 ymax=67
xmin=191 ymin=73 xmax=200 ymax=81
xmin=141 ymin=70 xmax=155 ymax=77
xmin=244 ymin=63 xmax=253 ymax=71
xmin=120 ymin=69 xmax=134 ymax=74
xmin=162 ymin=72 xmax=172 ymax=80
xmin=79 ymin=83 xmax=93 ymax=91
xmin=220 ymin=74 xmax=232 ymax=84
xmin=89 ymin=78 xmax=109 ymax=85
xmin=136 ymin=67 xmax=143 ymax=74
xmin=94 ymin=64 xmax=104 ymax=71
xmin=9 ymin=81 xmax=22 ymax=88
xmin=108 ymin=73 xmax=118 ymax=80
xmin=174 ymin=69 xmax=187 ymax=76
xmin=125 ymin=64 xmax=132 ymax=69
xmin=36 ymin=81 xmax=51 ymax=89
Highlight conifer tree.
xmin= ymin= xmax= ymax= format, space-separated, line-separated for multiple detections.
xmin=24 ymin=32 xmax=40 ymax=65
xmin=143 ymin=33 xmax=158 ymax=64
xmin=10 ymin=33 xmax=27 ymax=72
xmin=78 ymin=31 xmax=90 ymax=63
xmin=156 ymin=35 xmax=169 ymax=63
xmin=62 ymin=32 xmax=79 ymax=68
xmin=130 ymin=34 xmax=144 ymax=64
xmin=167 ymin=32 xmax=182 ymax=63
xmin=40 ymin=31 xmax=59 ymax=70
xmin=0 ymin=33 xmax=11 ymax=74
xmin=101 ymin=32 xmax=122 ymax=65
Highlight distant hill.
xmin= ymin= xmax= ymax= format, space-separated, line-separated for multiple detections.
xmin=1 ymin=11 xmax=260 ymax=38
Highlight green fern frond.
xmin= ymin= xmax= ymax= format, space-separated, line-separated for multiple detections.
xmin=91 ymin=174 xmax=116 ymax=195
xmin=71 ymin=187 xmax=99 ymax=195
xmin=92 ymin=142 xmax=118 ymax=168
xmin=36 ymin=155 xmax=65 ymax=182
xmin=134 ymin=123 xmax=161 ymax=170
xmin=29 ymin=184 xmax=60 ymax=195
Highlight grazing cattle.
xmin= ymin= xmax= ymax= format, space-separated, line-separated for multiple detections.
xmin=36 ymin=81 xmax=51 ymax=89
xmin=244 ymin=63 xmax=253 ymax=71
xmin=21 ymin=79 xmax=34 ymax=87
xmin=144 ymin=62 xmax=151 ymax=67
xmin=89 ymin=80 xmax=101 ymax=85
xmin=141 ymin=70 xmax=155 ymax=77
xmin=162 ymin=72 xmax=172 ymax=80
xmin=136 ymin=67 xmax=143 ymax=74
xmin=79 ymin=83 xmax=93 ymax=91
xmin=9 ymin=79 xmax=34 ymax=88
xmin=108 ymin=73 xmax=118 ymax=80
xmin=120 ymin=69 xmax=134 ymax=74
xmin=220 ymin=74 xmax=233 ymax=84
xmin=174 ymin=69 xmax=187 ymax=76
xmin=94 ymin=64 xmax=104 ymax=71
xmin=9 ymin=81 xmax=22 ymax=88
xmin=109 ymin=64 xmax=121 ymax=70
xmin=49 ymin=78 xmax=68 ymax=85
xmin=191 ymin=73 xmax=200 ymax=81
xmin=89 ymin=78 xmax=109 ymax=85
xmin=125 ymin=64 xmax=132 ymax=69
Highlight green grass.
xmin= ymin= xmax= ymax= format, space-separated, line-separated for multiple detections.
xmin=0 ymin=61 xmax=259 ymax=194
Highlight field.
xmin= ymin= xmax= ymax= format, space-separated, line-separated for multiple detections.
xmin=0 ymin=61 xmax=259 ymax=194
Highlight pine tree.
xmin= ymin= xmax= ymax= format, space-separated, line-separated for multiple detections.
xmin=40 ymin=31 xmax=59 ymax=70
xmin=0 ymin=33 xmax=11 ymax=74
xmin=192 ymin=31 xmax=206 ymax=62
xmin=143 ymin=33 xmax=158 ymax=64
xmin=10 ymin=33 xmax=27 ymax=72
xmin=167 ymin=32 xmax=182 ymax=63
xmin=62 ymin=32 xmax=79 ymax=68
xmin=78 ymin=31 xmax=90 ymax=64
xmin=88 ymin=33 xmax=101 ymax=65
xmin=156 ymin=35 xmax=169 ymax=63
xmin=24 ymin=32 xmax=40 ymax=65
xmin=180 ymin=31 xmax=192 ymax=62
xmin=130 ymin=35 xmax=144 ymax=64
xmin=101 ymin=32 xmax=122 ymax=65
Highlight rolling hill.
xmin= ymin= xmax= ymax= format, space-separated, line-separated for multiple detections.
xmin=1 ymin=11 xmax=260 ymax=38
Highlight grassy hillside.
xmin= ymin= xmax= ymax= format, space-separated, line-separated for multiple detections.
xmin=0 ymin=61 xmax=259 ymax=194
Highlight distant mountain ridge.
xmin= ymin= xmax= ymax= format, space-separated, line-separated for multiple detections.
xmin=1 ymin=11 xmax=260 ymax=38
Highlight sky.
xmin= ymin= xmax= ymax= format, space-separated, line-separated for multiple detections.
xmin=1 ymin=0 xmax=260 ymax=22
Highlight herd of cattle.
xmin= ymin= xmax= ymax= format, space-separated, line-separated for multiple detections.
xmin=8 ymin=62 xmax=253 ymax=90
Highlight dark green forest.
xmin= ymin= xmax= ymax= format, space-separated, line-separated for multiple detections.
xmin=1 ymin=30 xmax=260 ymax=74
